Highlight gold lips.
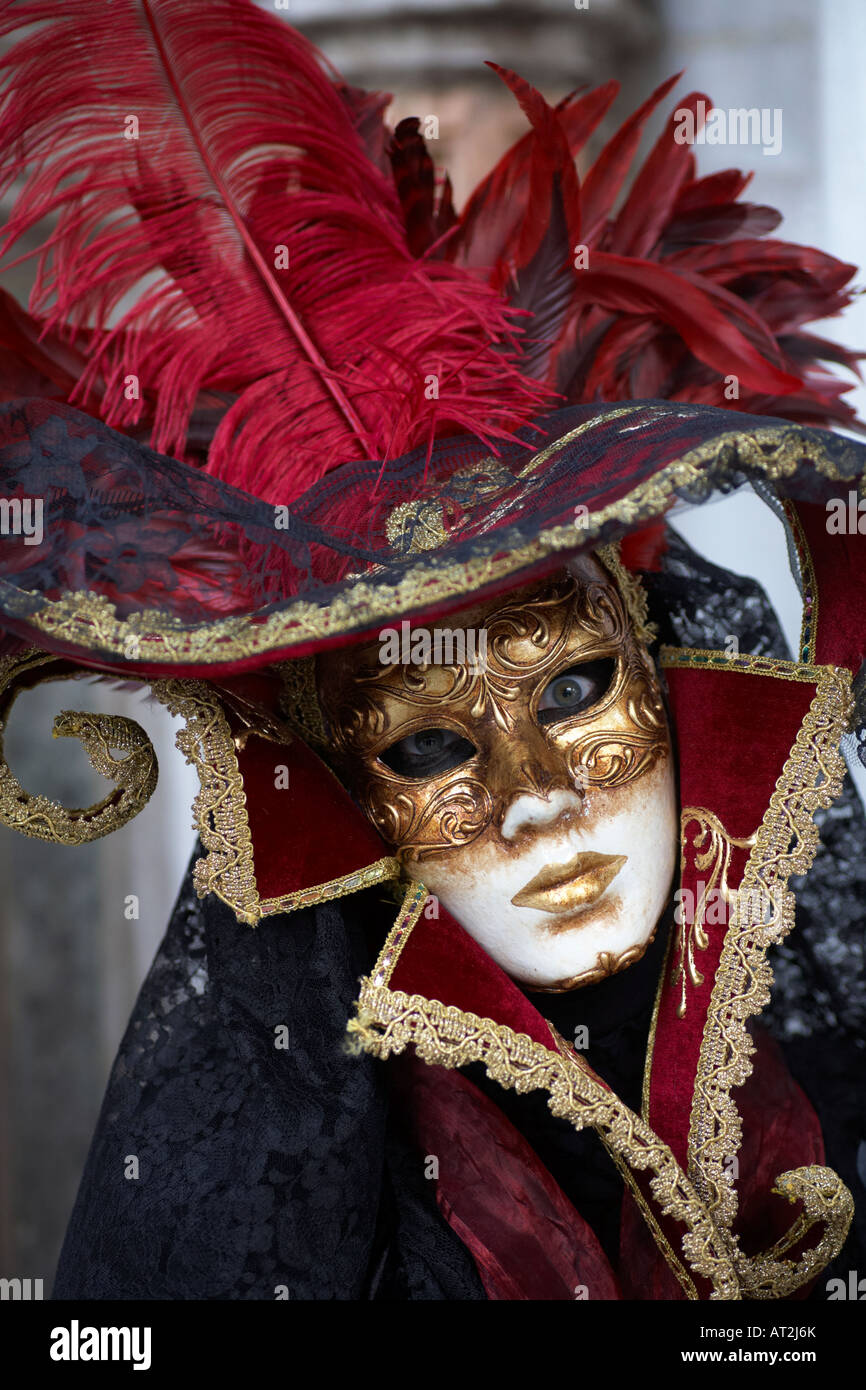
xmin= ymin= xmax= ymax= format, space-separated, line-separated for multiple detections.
xmin=511 ymin=850 xmax=628 ymax=913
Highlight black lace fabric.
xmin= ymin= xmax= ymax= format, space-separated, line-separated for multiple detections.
xmin=53 ymin=877 xmax=483 ymax=1300
xmin=2 ymin=397 xmax=866 ymax=660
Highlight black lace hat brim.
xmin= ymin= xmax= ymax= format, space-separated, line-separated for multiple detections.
xmin=0 ymin=396 xmax=863 ymax=674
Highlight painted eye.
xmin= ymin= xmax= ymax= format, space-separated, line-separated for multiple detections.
xmin=537 ymin=659 xmax=615 ymax=725
xmin=378 ymin=727 xmax=476 ymax=779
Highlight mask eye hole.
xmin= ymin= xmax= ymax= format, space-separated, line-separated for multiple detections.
xmin=537 ymin=659 xmax=616 ymax=726
xmin=378 ymin=727 xmax=477 ymax=779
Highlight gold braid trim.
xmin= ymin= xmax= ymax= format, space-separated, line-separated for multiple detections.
xmin=150 ymin=679 xmax=261 ymax=924
xmin=642 ymin=924 xmax=675 ymax=1122
xmin=0 ymin=649 xmax=157 ymax=844
xmin=150 ymin=678 xmax=402 ymax=924
xmin=259 ymin=856 xmax=401 ymax=915
xmin=659 ymin=647 xmax=831 ymax=683
xmin=686 ymin=664 xmax=854 ymax=1288
xmin=347 ymin=980 xmax=743 ymax=1300
xmin=595 ymin=541 xmax=657 ymax=645
xmin=781 ymin=501 xmax=820 ymax=665
xmin=5 ymin=422 xmax=863 ymax=666
xmin=277 ymin=655 xmax=329 ymax=749
xmin=739 ymin=1168 xmax=853 ymax=1300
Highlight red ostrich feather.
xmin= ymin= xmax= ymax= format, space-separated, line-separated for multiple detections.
xmin=0 ymin=0 xmax=553 ymax=504
xmin=0 ymin=0 xmax=860 ymax=530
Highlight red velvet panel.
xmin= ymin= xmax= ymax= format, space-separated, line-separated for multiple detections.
xmin=650 ymin=667 xmax=817 ymax=1167
xmin=666 ymin=666 xmax=816 ymax=836
xmin=395 ymin=1053 xmax=622 ymax=1300
xmin=389 ymin=905 xmax=555 ymax=1050
xmin=790 ymin=500 xmax=866 ymax=673
xmin=237 ymin=732 xmax=390 ymax=900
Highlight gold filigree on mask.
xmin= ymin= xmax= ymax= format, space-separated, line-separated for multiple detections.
xmin=316 ymin=564 xmax=669 ymax=862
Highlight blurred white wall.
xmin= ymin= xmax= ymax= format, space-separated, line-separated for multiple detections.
xmin=655 ymin=0 xmax=866 ymax=806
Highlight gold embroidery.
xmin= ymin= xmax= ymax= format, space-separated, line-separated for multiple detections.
xmin=386 ymin=499 xmax=448 ymax=554
xmin=0 ymin=650 xmax=157 ymax=844
xmin=385 ymin=461 xmax=521 ymax=560
xmin=151 ymin=679 xmax=262 ymax=924
xmin=659 ymin=647 xmax=830 ymax=683
xmin=686 ymin=665 xmax=853 ymax=1289
xmin=346 ymin=981 xmax=742 ymax=1298
xmin=260 ymin=856 xmax=401 ymax=915
xmin=675 ymin=809 xmax=756 ymax=1018
xmin=5 ymin=423 xmax=861 ymax=665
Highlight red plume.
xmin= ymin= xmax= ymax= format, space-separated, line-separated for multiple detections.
xmin=620 ymin=520 xmax=669 ymax=573
xmin=0 ymin=0 xmax=553 ymax=502
xmin=0 ymin=0 xmax=861 ymax=516
xmin=442 ymin=74 xmax=863 ymax=428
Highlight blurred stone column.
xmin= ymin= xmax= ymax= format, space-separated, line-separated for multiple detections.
xmin=277 ymin=0 xmax=659 ymax=202
xmin=0 ymin=679 xmax=197 ymax=1286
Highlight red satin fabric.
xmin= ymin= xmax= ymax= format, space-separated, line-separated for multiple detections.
xmin=394 ymin=1052 xmax=622 ymax=1300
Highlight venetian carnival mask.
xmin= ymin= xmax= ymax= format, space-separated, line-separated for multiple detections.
xmin=316 ymin=558 xmax=678 ymax=991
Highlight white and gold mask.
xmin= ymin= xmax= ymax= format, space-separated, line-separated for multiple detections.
xmin=316 ymin=558 xmax=678 ymax=991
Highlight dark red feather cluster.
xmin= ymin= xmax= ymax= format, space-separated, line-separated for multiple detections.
xmin=0 ymin=0 xmax=860 ymax=513
xmin=439 ymin=66 xmax=861 ymax=428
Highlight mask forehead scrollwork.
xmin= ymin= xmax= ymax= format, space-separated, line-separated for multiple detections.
xmin=317 ymin=566 xmax=669 ymax=863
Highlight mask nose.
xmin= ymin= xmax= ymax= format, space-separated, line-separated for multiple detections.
xmin=500 ymin=786 xmax=584 ymax=841
xmin=486 ymin=721 xmax=584 ymax=839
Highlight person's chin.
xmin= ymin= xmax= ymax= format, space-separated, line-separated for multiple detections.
xmin=505 ymin=905 xmax=655 ymax=990
xmin=519 ymin=939 xmax=652 ymax=992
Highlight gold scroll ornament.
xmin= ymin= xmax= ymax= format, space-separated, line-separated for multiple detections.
xmin=0 ymin=650 xmax=158 ymax=844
